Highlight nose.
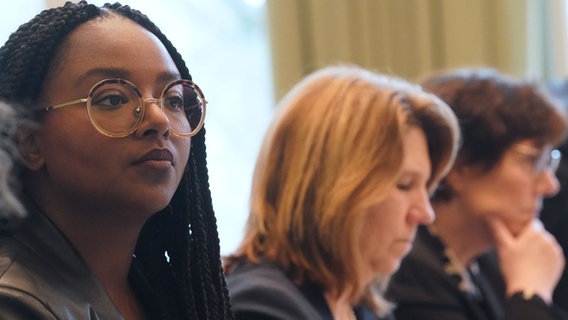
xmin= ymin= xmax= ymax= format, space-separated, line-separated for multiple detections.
xmin=408 ymin=189 xmax=435 ymax=225
xmin=538 ymin=168 xmax=561 ymax=198
xmin=134 ymin=98 xmax=171 ymax=138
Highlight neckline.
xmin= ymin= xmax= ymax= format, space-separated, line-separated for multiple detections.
xmin=427 ymin=225 xmax=480 ymax=297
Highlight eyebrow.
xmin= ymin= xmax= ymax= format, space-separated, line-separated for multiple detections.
xmin=77 ymin=68 xmax=182 ymax=86
xmin=77 ymin=68 xmax=131 ymax=84
xmin=156 ymin=71 xmax=182 ymax=83
xmin=399 ymin=167 xmax=431 ymax=180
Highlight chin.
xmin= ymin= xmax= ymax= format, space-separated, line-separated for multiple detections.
xmin=130 ymin=197 xmax=172 ymax=218
xmin=376 ymin=260 xmax=402 ymax=277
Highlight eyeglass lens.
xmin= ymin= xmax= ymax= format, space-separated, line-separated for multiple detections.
xmin=549 ymin=149 xmax=562 ymax=172
xmin=532 ymin=148 xmax=561 ymax=173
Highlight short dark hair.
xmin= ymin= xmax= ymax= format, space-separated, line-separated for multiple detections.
xmin=424 ymin=68 xmax=568 ymax=202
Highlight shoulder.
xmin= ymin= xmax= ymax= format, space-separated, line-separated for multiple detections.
xmin=0 ymin=232 xmax=47 ymax=290
xmin=0 ymin=219 xmax=70 ymax=300
xmin=0 ymin=232 xmax=25 ymax=274
xmin=0 ymin=233 xmax=59 ymax=319
xmin=0 ymin=212 xmax=121 ymax=319
xmin=226 ymin=260 xmax=295 ymax=294
xmin=226 ymin=261 xmax=321 ymax=320
xmin=0 ymin=286 xmax=58 ymax=319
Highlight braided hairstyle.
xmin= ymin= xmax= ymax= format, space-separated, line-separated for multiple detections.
xmin=0 ymin=1 xmax=232 ymax=319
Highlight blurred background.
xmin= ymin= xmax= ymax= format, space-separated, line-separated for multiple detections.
xmin=2 ymin=0 xmax=567 ymax=255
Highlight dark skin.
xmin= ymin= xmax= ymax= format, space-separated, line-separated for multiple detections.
xmin=20 ymin=16 xmax=191 ymax=320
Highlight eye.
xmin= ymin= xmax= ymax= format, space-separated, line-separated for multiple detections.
xmin=528 ymin=155 xmax=541 ymax=165
xmin=396 ymin=174 xmax=429 ymax=192
xmin=163 ymin=94 xmax=184 ymax=112
xmin=397 ymin=179 xmax=413 ymax=191
xmin=518 ymin=153 xmax=541 ymax=169
xmin=91 ymin=92 xmax=130 ymax=110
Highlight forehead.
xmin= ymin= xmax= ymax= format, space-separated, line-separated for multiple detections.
xmin=401 ymin=127 xmax=431 ymax=174
xmin=50 ymin=16 xmax=178 ymax=84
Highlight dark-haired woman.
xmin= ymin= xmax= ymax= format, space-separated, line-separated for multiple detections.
xmin=0 ymin=1 xmax=232 ymax=319
xmin=387 ymin=68 xmax=568 ymax=320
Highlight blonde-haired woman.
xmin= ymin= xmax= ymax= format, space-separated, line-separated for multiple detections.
xmin=224 ymin=65 xmax=460 ymax=320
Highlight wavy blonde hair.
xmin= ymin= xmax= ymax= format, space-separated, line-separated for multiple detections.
xmin=226 ymin=65 xmax=460 ymax=314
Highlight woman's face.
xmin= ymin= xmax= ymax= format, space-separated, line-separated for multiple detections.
xmin=359 ymin=127 xmax=435 ymax=281
xmin=451 ymin=140 xmax=559 ymax=236
xmin=30 ymin=17 xmax=191 ymax=220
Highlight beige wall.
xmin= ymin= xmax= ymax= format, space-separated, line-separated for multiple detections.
xmin=44 ymin=0 xmax=68 ymax=8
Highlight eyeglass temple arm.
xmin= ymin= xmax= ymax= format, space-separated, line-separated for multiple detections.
xmin=44 ymin=98 xmax=88 ymax=111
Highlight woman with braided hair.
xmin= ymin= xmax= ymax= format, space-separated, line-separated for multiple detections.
xmin=0 ymin=1 xmax=232 ymax=319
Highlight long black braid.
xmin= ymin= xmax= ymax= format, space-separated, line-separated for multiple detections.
xmin=0 ymin=1 xmax=232 ymax=319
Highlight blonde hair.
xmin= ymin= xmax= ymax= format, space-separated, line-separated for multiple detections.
xmin=226 ymin=65 xmax=459 ymax=314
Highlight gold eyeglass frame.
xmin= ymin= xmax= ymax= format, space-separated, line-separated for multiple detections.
xmin=41 ymin=78 xmax=207 ymax=138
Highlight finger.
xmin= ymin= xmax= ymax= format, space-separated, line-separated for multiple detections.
xmin=485 ymin=216 xmax=514 ymax=247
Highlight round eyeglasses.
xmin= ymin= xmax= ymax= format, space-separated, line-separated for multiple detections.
xmin=41 ymin=78 xmax=207 ymax=138
xmin=511 ymin=144 xmax=562 ymax=174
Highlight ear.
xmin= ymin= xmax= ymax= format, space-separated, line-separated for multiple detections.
xmin=445 ymin=163 xmax=477 ymax=194
xmin=445 ymin=169 xmax=464 ymax=193
xmin=15 ymin=125 xmax=45 ymax=171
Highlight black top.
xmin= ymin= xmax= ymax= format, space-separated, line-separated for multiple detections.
xmin=386 ymin=225 xmax=568 ymax=320
xmin=226 ymin=260 xmax=392 ymax=320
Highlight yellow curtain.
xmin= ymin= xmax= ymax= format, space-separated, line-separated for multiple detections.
xmin=543 ymin=0 xmax=568 ymax=81
xmin=267 ymin=0 xmax=557 ymax=101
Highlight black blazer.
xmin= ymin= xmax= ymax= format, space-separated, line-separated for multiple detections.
xmin=226 ymin=260 xmax=391 ymax=320
xmin=386 ymin=226 xmax=568 ymax=320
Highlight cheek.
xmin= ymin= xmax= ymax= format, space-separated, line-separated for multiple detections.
xmin=360 ymin=197 xmax=410 ymax=244
xmin=359 ymin=210 xmax=386 ymax=251
xmin=40 ymin=133 xmax=116 ymax=179
xmin=174 ymin=138 xmax=191 ymax=173
xmin=358 ymin=226 xmax=406 ymax=277
xmin=40 ymin=125 xmax=98 ymax=167
xmin=465 ymin=176 xmax=534 ymax=233
xmin=38 ymin=112 xmax=135 ymax=183
xmin=359 ymin=221 xmax=390 ymax=254
xmin=499 ymin=183 xmax=535 ymax=233
xmin=490 ymin=176 xmax=533 ymax=213
xmin=40 ymin=110 xmax=102 ymax=148
xmin=358 ymin=205 xmax=405 ymax=275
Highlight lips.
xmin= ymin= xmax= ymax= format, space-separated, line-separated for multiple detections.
xmin=134 ymin=148 xmax=175 ymax=166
